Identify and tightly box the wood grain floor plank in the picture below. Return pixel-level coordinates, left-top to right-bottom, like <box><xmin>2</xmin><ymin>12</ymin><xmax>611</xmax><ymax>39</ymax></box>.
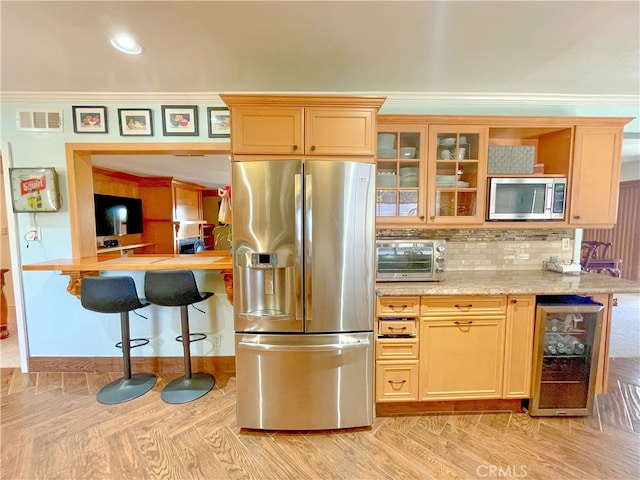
<box><xmin>304</xmin><ymin>430</ymin><xmax>389</xmax><ymax>479</ymax></box>
<box><xmin>105</xmin><ymin>428</ymin><xmax>151</xmax><ymax>480</ymax></box>
<box><xmin>373</xmin><ymin>423</ymin><xmax>469</xmax><ymax>480</ymax></box>
<box><xmin>134</xmin><ymin>424</ymin><xmax>192</xmax><ymax>480</ymax></box>
<box><xmin>507</xmin><ymin>411</ymin><xmax>540</xmax><ymax>434</ymax></box>
<box><xmin>415</xmin><ymin>413</ymin><xmax>450</xmax><ymax>435</ymax></box>
<box><xmin>597</xmin><ymin>380</ymin><xmax>634</xmax><ymax>432</ymax></box>
<box><xmin>236</xmin><ymin>431</ymin><xmax>313</xmax><ymax>479</ymax></box>
<box><xmin>62</xmin><ymin>372</ymin><xmax>89</xmax><ymax>395</ymax></box>
<box><xmin>618</xmin><ymin>379</ymin><xmax>640</xmax><ymax>433</ymax></box>
<box><xmin>0</xmin><ymin>432</ymin><xmax>33</xmax><ymax>480</ymax></box>
<box><xmin>7</xmin><ymin>371</ymin><xmax>37</xmax><ymax>395</ymax></box>
<box><xmin>478</xmin><ymin>412</ymin><xmax>511</xmax><ymax>433</ymax></box>
<box><xmin>67</xmin><ymin>424</ymin><xmax>111</xmax><ymax>479</ymax></box>
<box><xmin>27</xmin><ymin>429</ymin><xmax>70</xmax><ymax>480</ymax></box>
<box><xmin>0</xmin><ymin>368</ymin><xmax>14</xmax><ymax>397</ymax></box>
<box><xmin>201</xmin><ymin>426</ymin><xmax>265</xmax><ymax>480</ymax></box>
<box><xmin>446</xmin><ymin>412</ymin><xmax>482</xmax><ymax>433</ymax></box>
<box><xmin>405</xmin><ymin>420</ymin><xmax>493</xmax><ymax>478</ymax></box>
<box><xmin>36</xmin><ymin>372</ymin><xmax>62</xmax><ymax>393</ymax></box>
<box><xmin>270</xmin><ymin>432</ymin><xmax>349</xmax><ymax>480</ymax></box>
<box><xmin>171</xmin><ymin>426</ymin><xmax>231</xmax><ymax>479</ymax></box>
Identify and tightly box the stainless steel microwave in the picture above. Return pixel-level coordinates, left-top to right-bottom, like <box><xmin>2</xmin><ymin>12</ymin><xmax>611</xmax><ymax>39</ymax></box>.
<box><xmin>488</xmin><ymin>177</ymin><xmax>567</xmax><ymax>221</ymax></box>
<box><xmin>376</xmin><ymin>239</ymin><xmax>446</xmax><ymax>282</ymax></box>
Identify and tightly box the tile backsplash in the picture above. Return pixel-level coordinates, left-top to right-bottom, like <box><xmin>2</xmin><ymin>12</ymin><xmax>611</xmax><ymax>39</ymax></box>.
<box><xmin>377</xmin><ymin>228</ymin><xmax>575</xmax><ymax>271</ymax></box>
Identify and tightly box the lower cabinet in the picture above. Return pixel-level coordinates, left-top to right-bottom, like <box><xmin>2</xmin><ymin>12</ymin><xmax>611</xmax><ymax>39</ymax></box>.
<box><xmin>420</xmin><ymin>317</ymin><xmax>505</xmax><ymax>400</ymax></box>
<box><xmin>375</xmin><ymin>294</ymin><xmax>537</xmax><ymax>403</ymax></box>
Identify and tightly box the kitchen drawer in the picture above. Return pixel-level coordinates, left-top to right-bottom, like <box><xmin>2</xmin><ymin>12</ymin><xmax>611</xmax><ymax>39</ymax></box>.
<box><xmin>377</xmin><ymin>296</ymin><xmax>420</xmax><ymax>317</ymax></box>
<box><xmin>421</xmin><ymin>295</ymin><xmax>506</xmax><ymax>317</ymax></box>
<box><xmin>378</xmin><ymin>319</ymin><xmax>417</xmax><ymax>337</ymax></box>
<box><xmin>375</xmin><ymin>360</ymin><xmax>419</xmax><ymax>402</ymax></box>
<box><xmin>375</xmin><ymin>337</ymin><xmax>419</xmax><ymax>359</ymax></box>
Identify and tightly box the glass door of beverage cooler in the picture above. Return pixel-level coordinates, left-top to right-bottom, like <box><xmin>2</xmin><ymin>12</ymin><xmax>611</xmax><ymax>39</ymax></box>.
<box><xmin>527</xmin><ymin>296</ymin><xmax>604</xmax><ymax>416</ymax></box>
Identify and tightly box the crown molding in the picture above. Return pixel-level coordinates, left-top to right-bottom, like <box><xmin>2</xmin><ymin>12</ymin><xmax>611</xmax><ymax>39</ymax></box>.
<box><xmin>1</xmin><ymin>91</ymin><xmax>638</xmax><ymax>107</ymax></box>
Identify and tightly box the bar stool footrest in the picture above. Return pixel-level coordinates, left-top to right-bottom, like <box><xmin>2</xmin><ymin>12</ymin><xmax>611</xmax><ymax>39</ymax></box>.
<box><xmin>97</xmin><ymin>373</ymin><xmax>156</xmax><ymax>404</ymax></box>
<box><xmin>161</xmin><ymin>372</ymin><xmax>215</xmax><ymax>404</ymax></box>
<box><xmin>175</xmin><ymin>332</ymin><xmax>207</xmax><ymax>344</ymax></box>
<box><xmin>116</xmin><ymin>337</ymin><xmax>150</xmax><ymax>349</ymax></box>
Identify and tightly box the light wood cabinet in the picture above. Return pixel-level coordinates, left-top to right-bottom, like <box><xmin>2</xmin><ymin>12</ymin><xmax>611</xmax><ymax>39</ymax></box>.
<box><xmin>427</xmin><ymin>125</ymin><xmax>488</xmax><ymax>225</ymax></box>
<box><xmin>503</xmin><ymin>295</ymin><xmax>536</xmax><ymax>398</ymax></box>
<box><xmin>570</xmin><ymin>126</ymin><xmax>624</xmax><ymax>227</ymax></box>
<box><xmin>375</xmin><ymin>124</ymin><xmax>427</xmax><ymax>225</ymax></box>
<box><xmin>420</xmin><ymin>314</ymin><xmax>505</xmax><ymax>400</ymax></box>
<box><xmin>377</xmin><ymin>296</ymin><xmax>420</xmax><ymax>317</ymax></box>
<box><xmin>375</xmin><ymin>360</ymin><xmax>419</xmax><ymax>402</ymax></box>
<box><xmin>590</xmin><ymin>293</ymin><xmax>613</xmax><ymax>394</ymax></box>
<box><xmin>221</xmin><ymin>94</ymin><xmax>385</xmax><ymax>157</ymax></box>
<box><xmin>374</xmin><ymin>115</ymin><xmax>631</xmax><ymax>229</ymax></box>
<box><xmin>138</xmin><ymin>178</ymin><xmax>204</xmax><ymax>254</ymax></box>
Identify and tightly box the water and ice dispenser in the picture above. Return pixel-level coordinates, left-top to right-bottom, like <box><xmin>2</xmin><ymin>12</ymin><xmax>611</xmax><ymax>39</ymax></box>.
<box><xmin>234</xmin><ymin>251</ymin><xmax>299</xmax><ymax>331</ymax></box>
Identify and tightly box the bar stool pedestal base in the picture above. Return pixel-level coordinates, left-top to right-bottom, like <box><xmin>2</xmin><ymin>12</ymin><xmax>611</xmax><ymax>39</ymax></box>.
<box><xmin>161</xmin><ymin>372</ymin><xmax>215</xmax><ymax>404</ymax></box>
<box><xmin>97</xmin><ymin>373</ymin><xmax>156</xmax><ymax>404</ymax></box>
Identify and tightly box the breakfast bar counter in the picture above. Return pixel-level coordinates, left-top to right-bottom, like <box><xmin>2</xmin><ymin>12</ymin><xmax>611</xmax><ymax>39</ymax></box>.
<box><xmin>376</xmin><ymin>270</ymin><xmax>640</xmax><ymax>296</ymax></box>
<box><xmin>22</xmin><ymin>252</ymin><xmax>234</xmax><ymax>300</ymax></box>
<box><xmin>22</xmin><ymin>252</ymin><xmax>233</xmax><ymax>272</ymax></box>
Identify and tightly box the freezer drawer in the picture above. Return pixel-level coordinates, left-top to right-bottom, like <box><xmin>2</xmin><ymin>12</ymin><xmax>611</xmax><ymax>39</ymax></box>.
<box><xmin>235</xmin><ymin>332</ymin><xmax>374</xmax><ymax>430</ymax></box>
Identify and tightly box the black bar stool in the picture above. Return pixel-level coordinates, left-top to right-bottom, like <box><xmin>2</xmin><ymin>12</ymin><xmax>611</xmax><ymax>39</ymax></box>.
<box><xmin>144</xmin><ymin>270</ymin><xmax>216</xmax><ymax>403</ymax></box>
<box><xmin>80</xmin><ymin>276</ymin><xmax>156</xmax><ymax>404</ymax></box>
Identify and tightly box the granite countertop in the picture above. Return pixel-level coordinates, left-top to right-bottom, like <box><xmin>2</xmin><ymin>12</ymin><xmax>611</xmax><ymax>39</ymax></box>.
<box><xmin>375</xmin><ymin>270</ymin><xmax>640</xmax><ymax>296</ymax></box>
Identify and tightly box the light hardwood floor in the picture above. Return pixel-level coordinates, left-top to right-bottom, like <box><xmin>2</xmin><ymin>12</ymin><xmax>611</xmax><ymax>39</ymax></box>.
<box><xmin>1</xmin><ymin>358</ymin><xmax>639</xmax><ymax>480</ymax></box>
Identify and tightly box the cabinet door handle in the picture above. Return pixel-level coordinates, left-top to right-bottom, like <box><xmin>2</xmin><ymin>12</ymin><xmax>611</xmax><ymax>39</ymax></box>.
<box><xmin>430</xmin><ymin>215</ymin><xmax>435</xmax><ymax>221</ymax></box>
<box><xmin>511</xmin><ymin>299</ymin><xmax>518</xmax><ymax>304</ymax></box>
<box><xmin>388</xmin><ymin>380</ymin><xmax>407</xmax><ymax>385</ymax></box>
<box><xmin>454</xmin><ymin>320</ymin><xmax>473</xmax><ymax>325</ymax></box>
<box><xmin>454</xmin><ymin>304</ymin><xmax>473</xmax><ymax>310</ymax></box>
<box><xmin>388</xmin><ymin>326</ymin><xmax>407</xmax><ymax>332</ymax></box>
<box><xmin>573</xmin><ymin>215</ymin><xmax>581</xmax><ymax>219</ymax></box>
<box><xmin>310</xmin><ymin>145</ymin><xmax>316</xmax><ymax>151</ymax></box>
<box><xmin>419</xmin><ymin>215</ymin><xmax>425</xmax><ymax>220</ymax></box>
<box><xmin>389</xmin><ymin>304</ymin><xmax>408</xmax><ymax>311</ymax></box>
<box><xmin>292</xmin><ymin>145</ymin><xmax>299</xmax><ymax>151</ymax></box>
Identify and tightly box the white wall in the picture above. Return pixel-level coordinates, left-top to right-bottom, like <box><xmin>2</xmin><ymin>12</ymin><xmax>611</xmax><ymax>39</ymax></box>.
<box><xmin>1</xmin><ymin>98</ymin><xmax>638</xmax><ymax>361</ymax></box>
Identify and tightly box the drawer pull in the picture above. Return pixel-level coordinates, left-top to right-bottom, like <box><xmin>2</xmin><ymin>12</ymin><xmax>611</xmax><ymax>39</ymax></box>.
<box><xmin>454</xmin><ymin>321</ymin><xmax>473</xmax><ymax>326</ymax></box>
<box><xmin>388</xmin><ymin>326</ymin><xmax>407</xmax><ymax>332</ymax></box>
<box><xmin>454</xmin><ymin>304</ymin><xmax>473</xmax><ymax>310</ymax></box>
<box><xmin>388</xmin><ymin>380</ymin><xmax>407</xmax><ymax>385</ymax></box>
<box><xmin>389</xmin><ymin>304</ymin><xmax>408</xmax><ymax>311</ymax></box>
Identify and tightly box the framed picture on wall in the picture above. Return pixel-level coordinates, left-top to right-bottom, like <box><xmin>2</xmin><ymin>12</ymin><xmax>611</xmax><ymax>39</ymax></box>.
<box><xmin>118</xmin><ymin>108</ymin><xmax>153</xmax><ymax>136</ymax></box>
<box><xmin>207</xmin><ymin>107</ymin><xmax>230</xmax><ymax>138</ymax></box>
<box><xmin>161</xmin><ymin>105</ymin><xmax>199</xmax><ymax>136</ymax></box>
<box><xmin>72</xmin><ymin>106</ymin><xmax>108</xmax><ymax>133</ymax></box>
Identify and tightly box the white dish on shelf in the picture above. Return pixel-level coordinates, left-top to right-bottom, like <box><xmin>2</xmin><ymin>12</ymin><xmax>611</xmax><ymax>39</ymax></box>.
<box><xmin>377</xmin><ymin>133</ymin><xmax>395</xmax><ymax>146</ymax></box>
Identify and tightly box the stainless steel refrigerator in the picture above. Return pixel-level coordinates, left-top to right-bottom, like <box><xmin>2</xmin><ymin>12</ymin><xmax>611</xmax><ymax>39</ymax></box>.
<box><xmin>232</xmin><ymin>159</ymin><xmax>375</xmax><ymax>430</ymax></box>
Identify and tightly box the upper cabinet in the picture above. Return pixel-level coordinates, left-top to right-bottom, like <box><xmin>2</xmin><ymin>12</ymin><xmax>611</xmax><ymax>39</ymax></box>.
<box><xmin>221</xmin><ymin>94</ymin><xmax>385</xmax><ymax>157</ymax></box>
<box><xmin>375</xmin><ymin>115</ymin><xmax>632</xmax><ymax>229</ymax></box>
<box><xmin>375</xmin><ymin>125</ymin><xmax>427</xmax><ymax>224</ymax></box>
<box><xmin>570</xmin><ymin>126</ymin><xmax>624</xmax><ymax>227</ymax></box>
<box><xmin>428</xmin><ymin>126</ymin><xmax>487</xmax><ymax>225</ymax></box>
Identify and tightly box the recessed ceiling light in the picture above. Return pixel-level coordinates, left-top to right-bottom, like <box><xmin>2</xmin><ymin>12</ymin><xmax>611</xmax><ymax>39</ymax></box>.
<box><xmin>110</xmin><ymin>34</ymin><xmax>142</xmax><ymax>55</ymax></box>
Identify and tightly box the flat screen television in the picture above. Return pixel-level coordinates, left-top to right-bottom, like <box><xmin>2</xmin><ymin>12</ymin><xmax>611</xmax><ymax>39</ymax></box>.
<box><xmin>94</xmin><ymin>193</ymin><xmax>143</xmax><ymax>236</ymax></box>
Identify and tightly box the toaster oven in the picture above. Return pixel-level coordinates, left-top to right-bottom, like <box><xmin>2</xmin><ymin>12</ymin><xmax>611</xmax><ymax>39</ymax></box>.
<box><xmin>376</xmin><ymin>239</ymin><xmax>446</xmax><ymax>282</ymax></box>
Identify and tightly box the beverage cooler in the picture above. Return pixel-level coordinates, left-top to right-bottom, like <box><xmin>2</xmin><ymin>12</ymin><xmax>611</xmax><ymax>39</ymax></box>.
<box><xmin>525</xmin><ymin>295</ymin><xmax>604</xmax><ymax>416</ymax></box>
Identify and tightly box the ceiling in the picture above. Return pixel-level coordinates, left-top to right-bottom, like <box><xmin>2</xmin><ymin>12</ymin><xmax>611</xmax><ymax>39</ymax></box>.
<box><xmin>2</xmin><ymin>1</ymin><xmax>639</xmax><ymax>186</ymax></box>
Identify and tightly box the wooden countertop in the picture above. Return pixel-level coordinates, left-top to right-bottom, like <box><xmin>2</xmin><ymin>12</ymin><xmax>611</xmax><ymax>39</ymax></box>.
<box><xmin>376</xmin><ymin>270</ymin><xmax>640</xmax><ymax>296</ymax></box>
<box><xmin>22</xmin><ymin>252</ymin><xmax>233</xmax><ymax>272</ymax></box>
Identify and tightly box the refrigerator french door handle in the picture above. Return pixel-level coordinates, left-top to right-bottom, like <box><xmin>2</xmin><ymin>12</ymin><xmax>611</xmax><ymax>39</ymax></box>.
<box><xmin>304</xmin><ymin>171</ymin><xmax>313</xmax><ymax>321</ymax></box>
<box><xmin>237</xmin><ymin>340</ymin><xmax>371</xmax><ymax>352</ymax></box>
<box><xmin>294</xmin><ymin>172</ymin><xmax>303</xmax><ymax>322</ymax></box>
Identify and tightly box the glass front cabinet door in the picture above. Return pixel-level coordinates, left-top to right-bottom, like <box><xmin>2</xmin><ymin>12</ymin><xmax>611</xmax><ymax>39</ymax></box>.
<box><xmin>375</xmin><ymin>125</ymin><xmax>427</xmax><ymax>226</ymax></box>
<box><xmin>427</xmin><ymin>126</ymin><xmax>488</xmax><ymax>225</ymax></box>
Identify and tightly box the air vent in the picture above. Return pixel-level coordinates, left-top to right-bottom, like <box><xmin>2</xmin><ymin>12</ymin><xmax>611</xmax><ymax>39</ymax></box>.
<box><xmin>16</xmin><ymin>110</ymin><xmax>63</xmax><ymax>132</ymax></box>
